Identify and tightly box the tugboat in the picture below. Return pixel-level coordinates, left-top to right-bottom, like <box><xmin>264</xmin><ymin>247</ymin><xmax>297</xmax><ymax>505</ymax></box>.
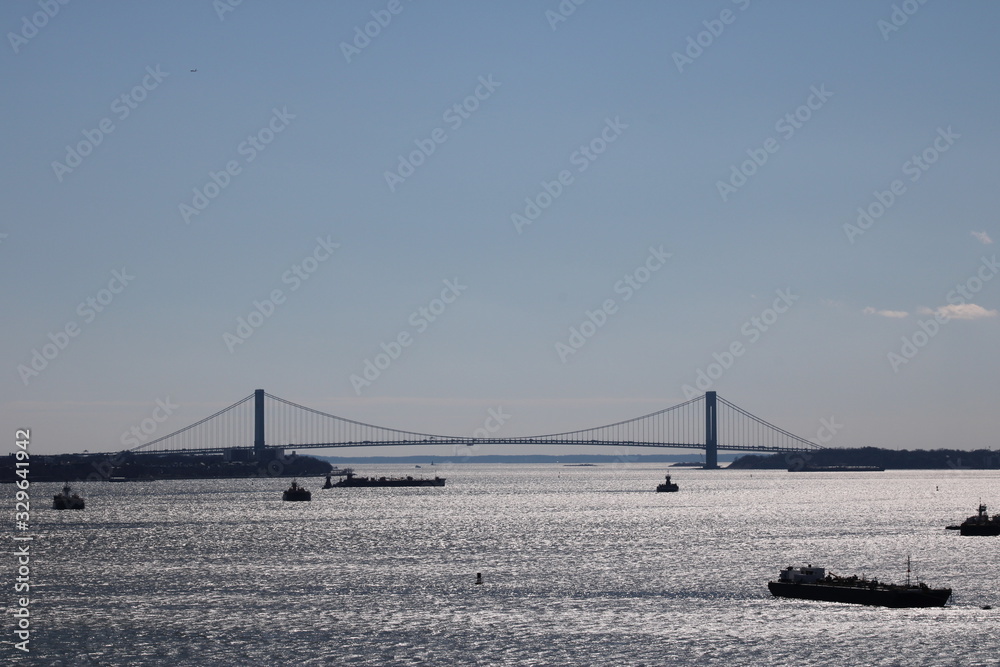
<box><xmin>53</xmin><ymin>482</ymin><xmax>85</xmax><ymax>510</ymax></box>
<box><xmin>282</xmin><ymin>480</ymin><xmax>312</xmax><ymax>501</ymax></box>
<box><xmin>331</xmin><ymin>471</ymin><xmax>446</xmax><ymax>487</ymax></box>
<box><xmin>655</xmin><ymin>475</ymin><xmax>679</xmax><ymax>492</ymax></box>
<box><xmin>946</xmin><ymin>504</ymin><xmax>1000</xmax><ymax>536</ymax></box>
<box><xmin>767</xmin><ymin>560</ymin><xmax>951</xmax><ymax>608</ymax></box>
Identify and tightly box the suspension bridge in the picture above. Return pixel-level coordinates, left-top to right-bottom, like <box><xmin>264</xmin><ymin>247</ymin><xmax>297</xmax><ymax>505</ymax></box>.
<box><xmin>127</xmin><ymin>390</ymin><xmax>822</xmax><ymax>469</ymax></box>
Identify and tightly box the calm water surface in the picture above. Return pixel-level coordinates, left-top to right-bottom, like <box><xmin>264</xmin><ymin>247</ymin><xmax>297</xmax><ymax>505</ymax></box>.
<box><xmin>6</xmin><ymin>465</ymin><xmax>1000</xmax><ymax>666</ymax></box>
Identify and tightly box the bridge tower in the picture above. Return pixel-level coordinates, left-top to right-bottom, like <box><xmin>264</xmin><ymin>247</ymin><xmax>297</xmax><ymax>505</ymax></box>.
<box><xmin>704</xmin><ymin>390</ymin><xmax>719</xmax><ymax>469</ymax></box>
<box><xmin>254</xmin><ymin>389</ymin><xmax>265</xmax><ymax>460</ymax></box>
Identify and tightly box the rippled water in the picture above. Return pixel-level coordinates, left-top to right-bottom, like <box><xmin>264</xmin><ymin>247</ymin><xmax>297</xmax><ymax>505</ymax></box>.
<box><xmin>6</xmin><ymin>465</ymin><xmax>1000</xmax><ymax>666</ymax></box>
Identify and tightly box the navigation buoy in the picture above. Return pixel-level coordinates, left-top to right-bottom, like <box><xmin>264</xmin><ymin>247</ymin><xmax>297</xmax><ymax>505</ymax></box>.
<box><xmin>475</xmin><ymin>573</ymin><xmax>483</xmax><ymax>585</ymax></box>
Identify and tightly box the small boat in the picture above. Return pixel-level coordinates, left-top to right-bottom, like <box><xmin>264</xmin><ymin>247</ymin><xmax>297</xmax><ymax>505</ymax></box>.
<box><xmin>282</xmin><ymin>480</ymin><xmax>311</xmax><ymax>501</ymax></box>
<box><xmin>322</xmin><ymin>474</ymin><xmax>334</xmax><ymax>489</ymax></box>
<box><xmin>768</xmin><ymin>560</ymin><xmax>951</xmax><ymax>608</ymax></box>
<box><xmin>947</xmin><ymin>504</ymin><xmax>1000</xmax><ymax>536</ymax></box>
<box><xmin>656</xmin><ymin>475</ymin><xmax>679</xmax><ymax>492</ymax></box>
<box><xmin>53</xmin><ymin>482</ymin><xmax>85</xmax><ymax>510</ymax></box>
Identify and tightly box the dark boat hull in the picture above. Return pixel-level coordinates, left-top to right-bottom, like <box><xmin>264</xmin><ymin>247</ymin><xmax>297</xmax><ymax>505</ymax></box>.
<box><xmin>655</xmin><ymin>485</ymin><xmax>678</xmax><ymax>492</ymax></box>
<box><xmin>282</xmin><ymin>491</ymin><xmax>311</xmax><ymax>501</ymax></box>
<box><xmin>333</xmin><ymin>477</ymin><xmax>445</xmax><ymax>487</ymax></box>
<box><xmin>788</xmin><ymin>466</ymin><xmax>885</xmax><ymax>472</ymax></box>
<box><xmin>52</xmin><ymin>496</ymin><xmax>85</xmax><ymax>510</ymax></box>
<box><xmin>768</xmin><ymin>582</ymin><xmax>950</xmax><ymax>607</ymax></box>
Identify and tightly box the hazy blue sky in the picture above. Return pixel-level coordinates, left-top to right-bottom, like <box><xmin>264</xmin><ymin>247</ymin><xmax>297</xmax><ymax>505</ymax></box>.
<box><xmin>3</xmin><ymin>0</ymin><xmax>998</xmax><ymax>457</ymax></box>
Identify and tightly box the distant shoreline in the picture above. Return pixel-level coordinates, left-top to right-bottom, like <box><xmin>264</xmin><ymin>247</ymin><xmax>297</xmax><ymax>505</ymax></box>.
<box><xmin>729</xmin><ymin>447</ymin><xmax>1000</xmax><ymax>470</ymax></box>
<box><xmin>6</xmin><ymin>448</ymin><xmax>998</xmax><ymax>484</ymax></box>
<box><xmin>0</xmin><ymin>452</ymin><xmax>725</xmax><ymax>483</ymax></box>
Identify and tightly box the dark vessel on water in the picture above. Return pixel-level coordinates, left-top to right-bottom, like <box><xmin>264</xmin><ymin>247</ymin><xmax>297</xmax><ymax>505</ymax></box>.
<box><xmin>768</xmin><ymin>562</ymin><xmax>951</xmax><ymax>608</ymax></box>
<box><xmin>946</xmin><ymin>504</ymin><xmax>1000</xmax><ymax>536</ymax></box>
<box><xmin>52</xmin><ymin>482</ymin><xmax>85</xmax><ymax>510</ymax></box>
<box><xmin>321</xmin><ymin>467</ymin><xmax>356</xmax><ymax>489</ymax></box>
<box><xmin>655</xmin><ymin>475</ymin><xmax>679</xmax><ymax>492</ymax></box>
<box><xmin>331</xmin><ymin>471</ymin><xmax>445</xmax><ymax>487</ymax></box>
<box><xmin>282</xmin><ymin>480</ymin><xmax>312</xmax><ymax>501</ymax></box>
<box><xmin>789</xmin><ymin>465</ymin><xmax>885</xmax><ymax>472</ymax></box>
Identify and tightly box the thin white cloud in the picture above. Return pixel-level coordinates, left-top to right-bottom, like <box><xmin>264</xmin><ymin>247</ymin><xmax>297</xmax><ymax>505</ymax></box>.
<box><xmin>863</xmin><ymin>307</ymin><xmax>908</xmax><ymax>318</ymax></box>
<box><xmin>971</xmin><ymin>230</ymin><xmax>993</xmax><ymax>245</ymax></box>
<box><xmin>919</xmin><ymin>303</ymin><xmax>999</xmax><ymax>320</ymax></box>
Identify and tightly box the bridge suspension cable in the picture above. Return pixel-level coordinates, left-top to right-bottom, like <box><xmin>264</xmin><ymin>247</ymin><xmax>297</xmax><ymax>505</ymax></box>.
<box><xmin>506</xmin><ymin>395</ymin><xmax>706</xmax><ymax>446</ymax></box>
<box><xmin>716</xmin><ymin>396</ymin><xmax>822</xmax><ymax>451</ymax></box>
<box><xmin>130</xmin><ymin>392</ymin><xmax>255</xmax><ymax>453</ymax></box>
<box><xmin>263</xmin><ymin>392</ymin><xmax>460</xmax><ymax>447</ymax></box>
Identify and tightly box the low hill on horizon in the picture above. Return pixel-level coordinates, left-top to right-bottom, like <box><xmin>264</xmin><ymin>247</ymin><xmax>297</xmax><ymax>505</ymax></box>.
<box><xmin>730</xmin><ymin>447</ymin><xmax>1000</xmax><ymax>470</ymax></box>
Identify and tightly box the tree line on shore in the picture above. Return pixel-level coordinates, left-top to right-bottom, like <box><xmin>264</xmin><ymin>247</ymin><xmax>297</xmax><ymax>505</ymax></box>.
<box><xmin>729</xmin><ymin>447</ymin><xmax>1000</xmax><ymax>470</ymax></box>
